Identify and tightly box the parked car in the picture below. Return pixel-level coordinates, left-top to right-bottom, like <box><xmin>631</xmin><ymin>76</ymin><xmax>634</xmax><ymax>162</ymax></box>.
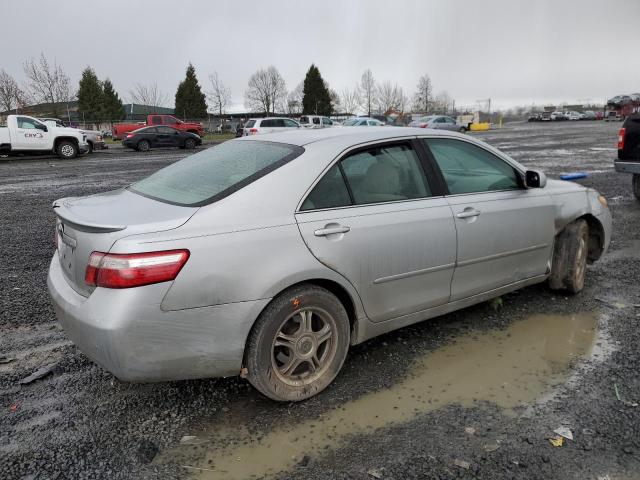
<box><xmin>615</xmin><ymin>113</ymin><xmax>640</xmax><ymax>199</ymax></box>
<box><xmin>235</xmin><ymin>123</ymin><xmax>245</xmax><ymax>138</ymax></box>
<box><xmin>550</xmin><ymin>111</ymin><xmax>567</xmax><ymax>121</ymax></box>
<box><xmin>242</xmin><ymin>117</ymin><xmax>301</xmax><ymax>136</ymax></box>
<box><xmin>40</xmin><ymin>118</ymin><xmax>107</xmax><ymax>153</ymax></box>
<box><xmin>299</xmin><ymin>115</ymin><xmax>335</xmax><ymax>128</ymax></box>
<box><xmin>605</xmin><ymin>111</ymin><xmax>622</xmax><ymax>122</ymax></box>
<box><xmin>342</xmin><ymin>117</ymin><xmax>384</xmax><ymax>127</ymax></box>
<box><xmin>48</xmin><ymin>127</ymin><xmax>611</xmax><ymax>402</ymax></box>
<box><xmin>565</xmin><ymin>111</ymin><xmax>582</xmax><ymax>121</ymax></box>
<box><xmin>540</xmin><ymin>111</ymin><xmax>553</xmax><ymax>121</ymax></box>
<box><xmin>528</xmin><ymin>113</ymin><xmax>542</xmax><ymax>122</ymax></box>
<box><xmin>122</xmin><ymin>126</ymin><xmax>201</xmax><ymax>151</ymax></box>
<box><xmin>583</xmin><ymin>111</ymin><xmax>597</xmax><ymax>120</ymax></box>
<box><xmin>112</xmin><ymin>115</ymin><xmax>204</xmax><ymax>140</ymax></box>
<box><xmin>409</xmin><ymin>115</ymin><xmax>467</xmax><ymax>132</ymax></box>
<box><xmin>0</xmin><ymin>114</ymin><xmax>89</xmax><ymax>159</ymax></box>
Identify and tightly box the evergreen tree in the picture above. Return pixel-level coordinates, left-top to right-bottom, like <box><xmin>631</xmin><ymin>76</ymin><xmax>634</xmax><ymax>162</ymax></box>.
<box><xmin>174</xmin><ymin>63</ymin><xmax>207</xmax><ymax>118</ymax></box>
<box><xmin>101</xmin><ymin>79</ymin><xmax>125</xmax><ymax>122</ymax></box>
<box><xmin>302</xmin><ymin>64</ymin><xmax>332</xmax><ymax>116</ymax></box>
<box><xmin>77</xmin><ymin>67</ymin><xmax>104</xmax><ymax>122</ymax></box>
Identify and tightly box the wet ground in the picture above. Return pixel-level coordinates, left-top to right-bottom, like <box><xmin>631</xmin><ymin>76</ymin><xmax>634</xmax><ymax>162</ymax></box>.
<box><xmin>1</xmin><ymin>120</ymin><xmax>639</xmax><ymax>480</ymax></box>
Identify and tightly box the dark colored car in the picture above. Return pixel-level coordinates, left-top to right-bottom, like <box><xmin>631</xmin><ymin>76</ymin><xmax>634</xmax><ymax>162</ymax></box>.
<box><xmin>614</xmin><ymin>113</ymin><xmax>640</xmax><ymax>199</ymax></box>
<box><xmin>122</xmin><ymin>126</ymin><xmax>202</xmax><ymax>152</ymax></box>
<box><xmin>235</xmin><ymin>123</ymin><xmax>245</xmax><ymax>138</ymax></box>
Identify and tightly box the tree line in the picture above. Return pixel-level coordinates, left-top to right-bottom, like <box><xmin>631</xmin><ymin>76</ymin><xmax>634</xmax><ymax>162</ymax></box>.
<box><xmin>0</xmin><ymin>53</ymin><xmax>455</xmax><ymax>123</ymax></box>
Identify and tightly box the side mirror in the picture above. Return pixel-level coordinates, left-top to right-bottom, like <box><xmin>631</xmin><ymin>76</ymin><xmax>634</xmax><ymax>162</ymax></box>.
<box><xmin>525</xmin><ymin>169</ymin><xmax>546</xmax><ymax>188</ymax></box>
<box><xmin>37</xmin><ymin>124</ymin><xmax>48</xmax><ymax>133</ymax></box>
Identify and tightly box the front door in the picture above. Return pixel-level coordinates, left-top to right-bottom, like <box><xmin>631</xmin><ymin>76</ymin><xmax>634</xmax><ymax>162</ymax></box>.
<box><xmin>13</xmin><ymin>116</ymin><xmax>50</xmax><ymax>150</ymax></box>
<box><xmin>296</xmin><ymin>141</ymin><xmax>457</xmax><ymax>323</ymax></box>
<box><xmin>423</xmin><ymin>137</ymin><xmax>555</xmax><ymax>301</ymax></box>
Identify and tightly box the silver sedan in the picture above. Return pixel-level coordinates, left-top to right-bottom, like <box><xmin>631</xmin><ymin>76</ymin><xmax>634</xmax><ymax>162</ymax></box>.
<box><xmin>48</xmin><ymin>127</ymin><xmax>611</xmax><ymax>401</ymax></box>
<box><xmin>409</xmin><ymin>115</ymin><xmax>467</xmax><ymax>132</ymax></box>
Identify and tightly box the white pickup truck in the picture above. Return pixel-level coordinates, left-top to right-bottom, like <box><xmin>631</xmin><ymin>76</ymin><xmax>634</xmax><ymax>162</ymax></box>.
<box><xmin>0</xmin><ymin>115</ymin><xmax>89</xmax><ymax>159</ymax></box>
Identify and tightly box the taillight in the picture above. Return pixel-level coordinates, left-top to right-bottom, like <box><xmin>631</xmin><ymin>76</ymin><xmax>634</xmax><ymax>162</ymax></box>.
<box><xmin>126</xmin><ymin>134</ymin><xmax>134</xmax><ymax>139</ymax></box>
<box><xmin>618</xmin><ymin>128</ymin><xmax>626</xmax><ymax>150</ymax></box>
<box><xmin>249</xmin><ymin>128</ymin><xmax>258</xmax><ymax>135</ymax></box>
<box><xmin>85</xmin><ymin>250</ymin><xmax>189</xmax><ymax>289</ymax></box>
<box><xmin>420</xmin><ymin>123</ymin><xmax>428</xmax><ymax>128</ymax></box>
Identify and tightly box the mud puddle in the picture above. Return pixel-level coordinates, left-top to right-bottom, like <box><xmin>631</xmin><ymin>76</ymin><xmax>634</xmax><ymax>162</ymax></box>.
<box><xmin>162</xmin><ymin>313</ymin><xmax>602</xmax><ymax>479</ymax></box>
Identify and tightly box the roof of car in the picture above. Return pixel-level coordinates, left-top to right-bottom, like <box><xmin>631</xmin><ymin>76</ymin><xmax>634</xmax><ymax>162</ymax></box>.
<box><xmin>239</xmin><ymin>126</ymin><xmax>464</xmax><ymax>147</ymax></box>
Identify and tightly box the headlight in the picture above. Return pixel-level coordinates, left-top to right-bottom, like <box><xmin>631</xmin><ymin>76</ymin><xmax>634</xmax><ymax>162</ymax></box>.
<box><xmin>598</xmin><ymin>195</ymin><xmax>608</xmax><ymax>208</ymax></box>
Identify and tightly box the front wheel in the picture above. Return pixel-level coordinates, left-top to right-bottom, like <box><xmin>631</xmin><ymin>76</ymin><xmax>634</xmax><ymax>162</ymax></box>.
<box><xmin>56</xmin><ymin>140</ymin><xmax>78</xmax><ymax>159</ymax></box>
<box><xmin>244</xmin><ymin>284</ymin><xmax>350</xmax><ymax>401</ymax></box>
<box><xmin>137</xmin><ymin>140</ymin><xmax>150</xmax><ymax>152</ymax></box>
<box><xmin>549</xmin><ymin>219</ymin><xmax>589</xmax><ymax>294</ymax></box>
<box><xmin>633</xmin><ymin>174</ymin><xmax>640</xmax><ymax>201</ymax></box>
<box><xmin>184</xmin><ymin>138</ymin><xmax>196</xmax><ymax>149</ymax></box>
<box><xmin>459</xmin><ymin>127</ymin><xmax>467</xmax><ymax>133</ymax></box>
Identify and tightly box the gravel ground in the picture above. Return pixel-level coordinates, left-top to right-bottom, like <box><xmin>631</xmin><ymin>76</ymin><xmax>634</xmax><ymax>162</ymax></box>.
<box><xmin>1</xmin><ymin>121</ymin><xmax>638</xmax><ymax>480</ymax></box>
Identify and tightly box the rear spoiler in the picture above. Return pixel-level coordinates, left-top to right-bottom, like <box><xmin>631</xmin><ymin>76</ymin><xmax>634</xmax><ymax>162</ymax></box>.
<box><xmin>53</xmin><ymin>199</ymin><xmax>126</xmax><ymax>233</ymax></box>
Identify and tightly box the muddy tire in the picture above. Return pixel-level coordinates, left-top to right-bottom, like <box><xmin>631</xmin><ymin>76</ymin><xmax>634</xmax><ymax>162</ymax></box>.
<box><xmin>56</xmin><ymin>140</ymin><xmax>78</xmax><ymax>159</ymax></box>
<box><xmin>137</xmin><ymin>140</ymin><xmax>150</xmax><ymax>152</ymax></box>
<box><xmin>633</xmin><ymin>174</ymin><xmax>640</xmax><ymax>201</ymax></box>
<box><xmin>244</xmin><ymin>284</ymin><xmax>350</xmax><ymax>402</ymax></box>
<box><xmin>549</xmin><ymin>219</ymin><xmax>589</xmax><ymax>294</ymax></box>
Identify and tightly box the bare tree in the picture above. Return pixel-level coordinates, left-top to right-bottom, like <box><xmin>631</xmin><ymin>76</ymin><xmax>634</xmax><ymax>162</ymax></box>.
<box><xmin>0</xmin><ymin>70</ymin><xmax>26</xmax><ymax>112</ymax></box>
<box><xmin>433</xmin><ymin>90</ymin><xmax>453</xmax><ymax>114</ymax></box>
<box><xmin>340</xmin><ymin>86</ymin><xmax>361</xmax><ymax>115</ymax></box>
<box><xmin>413</xmin><ymin>74</ymin><xmax>433</xmax><ymax>113</ymax></box>
<box><xmin>244</xmin><ymin>66</ymin><xmax>287</xmax><ymax>115</ymax></box>
<box><xmin>376</xmin><ymin>81</ymin><xmax>407</xmax><ymax>114</ymax></box>
<box><xmin>286</xmin><ymin>81</ymin><xmax>304</xmax><ymax>115</ymax></box>
<box><xmin>23</xmin><ymin>53</ymin><xmax>72</xmax><ymax>107</ymax></box>
<box><xmin>129</xmin><ymin>82</ymin><xmax>169</xmax><ymax>107</ymax></box>
<box><xmin>359</xmin><ymin>69</ymin><xmax>376</xmax><ymax>117</ymax></box>
<box><xmin>207</xmin><ymin>71</ymin><xmax>232</xmax><ymax>116</ymax></box>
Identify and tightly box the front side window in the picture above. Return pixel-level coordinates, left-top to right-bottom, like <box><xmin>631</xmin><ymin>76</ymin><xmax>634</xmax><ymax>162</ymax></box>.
<box><xmin>283</xmin><ymin>119</ymin><xmax>299</xmax><ymax>128</ymax></box>
<box><xmin>17</xmin><ymin>117</ymin><xmax>41</xmax><ymax>129</ymax></box>
<box><xmin>300</xmin><ymin>116</ymin><xmax>309</xmax><ymax>124</ymax></box>
<box><xmin>424</xmin><ymin>138</ymin><xmax>520</xmax><ymax>195</ymax></box>
<box><xmin>157</xmin><ymin>126</ymin><xmax>175</xmax><ymax>134</ymax></box>
<box><xmin>322</xmin><ymin>118</ymin><xmax>333</xmax><ymax>126</ymax></box>
<box><xmin>131</xmin><ymin>141</ymin><xmax>303</xmax><ymax>206</ymax></box>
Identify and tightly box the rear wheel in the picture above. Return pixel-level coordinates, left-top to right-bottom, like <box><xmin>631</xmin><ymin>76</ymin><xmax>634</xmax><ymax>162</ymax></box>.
<box><xmin>56</xmin><ymin>140</ymin><xmax>78</xmax><ymax>159</ymax></box>
<box><xmin>86</xmin><ymin>142</ymin><xmax>93</xmax><ymax>154</ymax></box>
<box><xmin>245</xmin><ymin>284</ymin><xmax>350</xmax><ymax>401</ymax></box>
<box><xmin>137</xmin><ymin>140</ymin><xmax>150</xmax><ymax>152</ymax></box>
<box><xmin>184</xmin><ymin>138</ymin><xmax>196</xmax><ymax>149</ymax></box>
<box><xmin>633</xmin><ymin>174</ymin><xmax>640</xmax><ymax>200</ymax></box>
<box><xmin>549</xmin><ymin>219</ymin><xmax>589</xmax><ymax>294</ymax></box>
<box><xmin>459</xmin><ymin>126</ymin><xmax>467</xmax><ymax>133</ymax></box>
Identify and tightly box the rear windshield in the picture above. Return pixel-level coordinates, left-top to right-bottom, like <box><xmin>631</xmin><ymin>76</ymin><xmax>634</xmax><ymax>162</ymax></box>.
<box><xmin>129</xmin><ymin>140</ymin><xmax>303</xmax><ymax>206</ymax></box>
<box><xmin>244</xmin><ymin>120</ymin><xmax>256</xmax><ymax>128</ymax></box>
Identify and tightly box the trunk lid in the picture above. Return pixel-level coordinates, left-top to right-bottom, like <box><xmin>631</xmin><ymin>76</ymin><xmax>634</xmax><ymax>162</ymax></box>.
<box><xmin>54</xmin><ymin>188</ymin><xmax>198</xmax><ymax>297</ymax></box>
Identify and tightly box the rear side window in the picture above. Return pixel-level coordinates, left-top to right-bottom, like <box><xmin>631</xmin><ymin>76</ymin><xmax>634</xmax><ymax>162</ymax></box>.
<box><xmin>150</xmin><ymin>116</ymin><xmax>162</xmax><ymax>125</ymax></box>
<box><xmin>301</xmin><ymin>143</ymin><xmax>431</xmax><ymax>210</ymax></box>
<box><xmin>300</xmin><ymin>116</ymin><xmax>309</xmax><ymax>124</ymax></box>
<box><xmin>261</xmin><ymin>119</ymin><xmax>276</xmax><ymax>127</ymax></box>
<box><xmin>130</xmin><ymin>141</ymin><xmax>303</xmax><ymax>206</ymax></box>
<box><xmin>312</xmin><ymin>117</ymin><xmax>320</xmax><ymax>125</ymax></box>
<box><xmin>301</xmin><ymin>164</ymin><xmax>351</xmax><ymax>211</ymax></box>
<box><xmin>424</xmin><ymin>138</ymin><xmax>520</xmax><ymax>194</ymax></box>
<box><xmin>342</xmin><ymin>144</ymin><xmax>430</xmax><ymax>204</ymax></box>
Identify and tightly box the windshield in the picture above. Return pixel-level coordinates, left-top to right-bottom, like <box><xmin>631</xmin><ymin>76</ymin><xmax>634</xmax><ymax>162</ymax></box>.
<box><xmin>129</xmin><ymin>140</ymin><xmax>303</xmax><ymax>206</ymax></box>
<box><xmin>420</xmin><ymin>116</ymin><xmax>435</xmax><ymax>122</ymax></box>
<box><xmin>343</xmin><ymin>119</ymin><xmax>360</xmax><ymax>126</ymax></box>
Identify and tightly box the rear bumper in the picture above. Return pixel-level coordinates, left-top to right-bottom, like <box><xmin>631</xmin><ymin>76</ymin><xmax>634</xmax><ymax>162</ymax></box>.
<box><xmin>47</xmin><ymin>253</ymin><xmax>269</xmax><ymax>381</ymax></box>
<box><xmin>614</xmin><ymin>161</ymin><xmax>640</xmax><ymax>174</ymax></box>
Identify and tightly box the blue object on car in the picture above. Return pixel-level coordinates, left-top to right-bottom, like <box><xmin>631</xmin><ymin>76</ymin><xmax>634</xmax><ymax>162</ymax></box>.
<box><xmin>560</xmin><ymin>172</ymin><xmax>588</xmax><ymax>181</ymax></box>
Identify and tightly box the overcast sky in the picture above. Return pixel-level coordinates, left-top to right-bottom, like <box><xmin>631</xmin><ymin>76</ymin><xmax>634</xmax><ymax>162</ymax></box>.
<box><xmin>3</xmin><ymin>0</ymin><xmax>639</xmax><ymax>111</ymax></box>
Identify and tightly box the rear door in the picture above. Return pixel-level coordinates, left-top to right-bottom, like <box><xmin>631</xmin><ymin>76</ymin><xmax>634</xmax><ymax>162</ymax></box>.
<box><xmin>422</xmin><ymin>137</ymin><xmax>555</xmax><ymax>301</ymax></box>
<box><xmin>296</xmin><ymin>140</ymin><xmax>457</xmax><ymax>323</ymax></box>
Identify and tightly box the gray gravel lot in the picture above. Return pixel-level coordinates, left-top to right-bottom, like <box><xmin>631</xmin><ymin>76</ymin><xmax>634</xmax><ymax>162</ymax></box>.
<box><xmin>1</xmin><ymin>121</ymin><xmax>639</xmax><ymax>480</ymax></box>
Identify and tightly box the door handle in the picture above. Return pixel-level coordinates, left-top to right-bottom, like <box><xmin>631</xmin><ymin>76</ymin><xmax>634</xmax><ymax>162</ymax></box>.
<box><xmin>314</xmin><ymin>226</ymin><xmax>351</xmax><ymax>236</ymax></box>
<box><xmin>456</xmin><ymin>209</ymin><xmax>481</xmax><ymax>219</ymax></box>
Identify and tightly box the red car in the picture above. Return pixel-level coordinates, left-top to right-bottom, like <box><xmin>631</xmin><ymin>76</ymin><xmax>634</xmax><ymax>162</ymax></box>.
<box><xmin>112</xmin><ymin>114</ymin><xmax>204</xmax><ymax>140</ymax></box>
